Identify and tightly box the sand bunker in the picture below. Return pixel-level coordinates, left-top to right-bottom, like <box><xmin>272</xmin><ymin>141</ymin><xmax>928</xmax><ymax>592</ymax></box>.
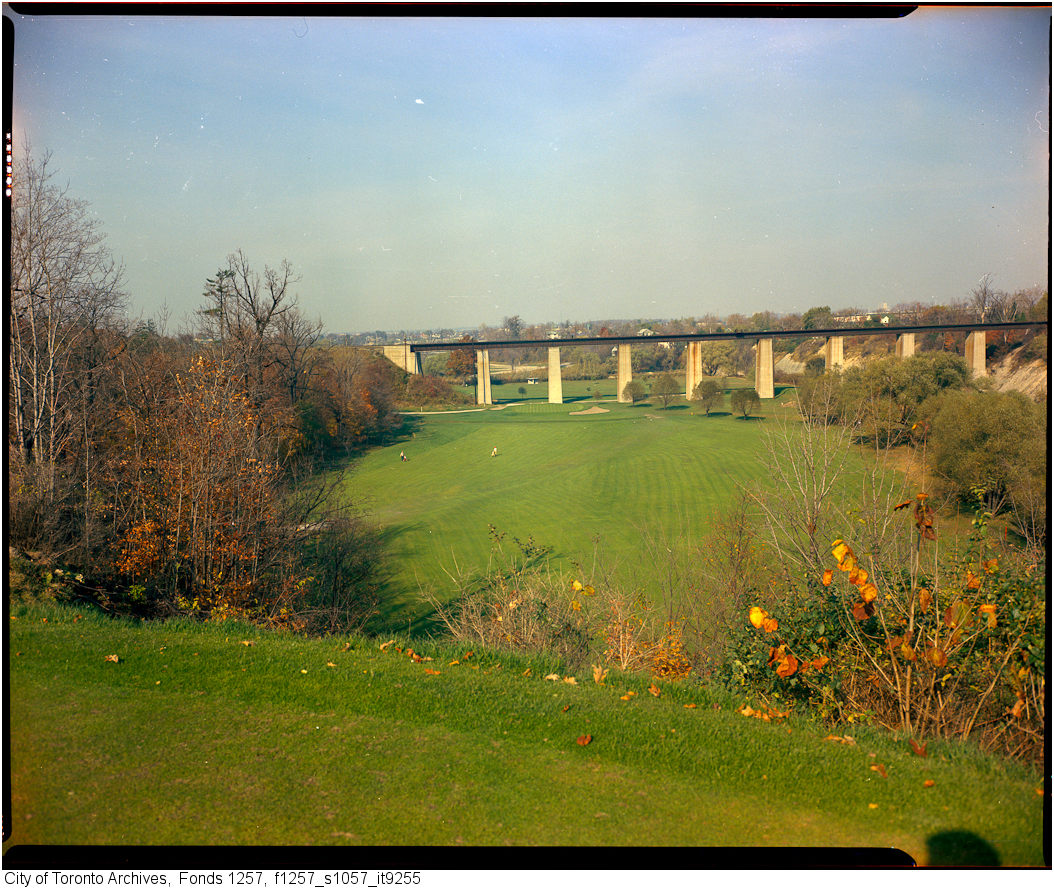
<box><xmin>569</xmin><ymin>405</ymin><xmax>610</xmax><ymax>415</ymax></box>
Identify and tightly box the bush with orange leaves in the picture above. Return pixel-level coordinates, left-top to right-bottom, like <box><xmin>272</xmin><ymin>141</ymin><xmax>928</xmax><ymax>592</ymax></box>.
<box><xmin>735</xmin><ymin>491</ymin><xmax>1045</xmax><ymax>764</ymax></box>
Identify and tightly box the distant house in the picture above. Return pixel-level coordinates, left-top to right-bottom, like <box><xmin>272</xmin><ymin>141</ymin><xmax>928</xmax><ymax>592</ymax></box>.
<box><xmin>637</xmin><ymin>327</ymin><xmax>656</xmax><ymax>337</ymax></box>
<box><xmin>527</xmin><ymin>377</ymin><xmax>539</xmax><ymax>385</ymax></box>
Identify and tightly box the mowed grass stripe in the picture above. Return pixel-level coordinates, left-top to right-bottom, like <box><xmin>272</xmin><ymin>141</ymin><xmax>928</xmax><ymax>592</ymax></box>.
<box><xmin>347</xmin><ymin>405</ymin><xmax>779</xmax><ymax>623</ymax></box>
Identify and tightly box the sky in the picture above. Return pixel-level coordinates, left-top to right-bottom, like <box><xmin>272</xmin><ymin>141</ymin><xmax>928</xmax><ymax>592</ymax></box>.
<box><xmin>7</xmin><ymin>8</ymin><xmax>1051</xmax><ymax>333</ymax></box>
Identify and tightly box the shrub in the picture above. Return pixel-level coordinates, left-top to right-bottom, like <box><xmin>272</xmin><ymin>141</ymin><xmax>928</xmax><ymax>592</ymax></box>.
<box><xmin>692</xmin><ymin>378</ymin><xmax>724</xmax><ymax>414</ymax></box>
<box><xmin>622</xmin><ymin>379</ymin><xmax>647</xmax><ymax>404</ymax></box>
<box><xmin>730</xmin><ymin>387</ymin><xmax>760</xmax><ymax>417</ymax></box>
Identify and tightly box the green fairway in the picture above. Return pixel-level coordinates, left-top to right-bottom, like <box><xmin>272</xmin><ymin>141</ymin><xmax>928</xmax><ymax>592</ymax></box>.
<box><xmin>5</xmin><ymin>601</ymin><xmax>1044</xmax><ymax>861</ymax></box>
<box><xmin>346</xmin><ymin>388</ymin><xmax>803</xmax><ymax>629</ymax></box>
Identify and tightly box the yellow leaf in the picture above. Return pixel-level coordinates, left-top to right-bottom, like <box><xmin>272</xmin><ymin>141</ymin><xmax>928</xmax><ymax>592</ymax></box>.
<box><xmin>300</xmin><ymin>669</ymin><xmax>308</xmax><ymax>674</ymax></box>
<box><xmin>592</xmin><ymin>664</ymin><xmax>608</xmax><ymax>684</ymax></box>
<box><xmin>979</xmin><ymin>603</ymin><xmax>997</xmax><ymax>628</ymax></box>
<box><xmin>104</xmin><ymin>654</ymin><xmax>120</xmax><ymax>663</ymax></box>
<box><xmin>822</xmin><ymin>569</ymin><xmax>833</xmax><ymax>586</ymax></box>
<box><xmin>563</xmin><ymin>676</ymin><xmax>578</xmax><ymax>685</ymax></box>
<box><xmin>831</xmin><ymin>540</ymin><xmax>851</xmax><ymax>564</ymax></box>
<box><xmin>379</xmin><ymin>639</ymin><xmax>396</xmax><ymax>651</ymax></box>
<box><xmin>860</xmin><ymin>583</ymin><xmax>879</xmax><ymax>603</ymax></box>
<box><xmin>544</xmin><ymin>673</ymin><xmax>561</xmax><ymax>681</ymax></box>
<box><xmin>583</xmin><ymin>585</ymin><xmax>596</xmax><ymax>597</ymax></box>
<box><xmin>749</xmin><ymin>606</ymin><xmax>767</xmax><ymax>629</ymax></box>
<box><xmin>571</xmin><ymin>579</ymin><xmax>583</xmax><ymax>592</ymax></box>
<box><xmin>449</xmin><ymin>660</ymin><xmax>460</xmax><ymax>666</ymax></box>
<box><xmin>620</xmin><ymin>692</ymin><xmax>636</xmax><ymax>701</ymax></box>
<box><xmin>424</xmin><ymin>668</ymin><xmax>441</xmax><ymax>676</ymax></box>
<box><xmin>571</xmin><ymin>600</ymin><xmax>581</xmax><ymax>611</ymax></box>
<box><xmin>326</xmin><ymin>662</ymin><xmax>336</xmax><ymax>668</ymax></box>
<box><xmin>239</xmin><ymin>640</ymin><xmax>254</xmax><ymax>647</ymax></box>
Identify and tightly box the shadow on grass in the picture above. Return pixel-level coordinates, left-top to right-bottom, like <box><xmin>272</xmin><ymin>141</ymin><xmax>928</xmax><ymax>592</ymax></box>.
<box><xmin>925</xmin><ymin>830</ymin><xmax>1001</xmax><ymax>866</ymax></box>
<box><xmin>700</xmin><ymin>411</ymin><xmax>733</xmax><ymax>418</ymax></box>
<box><xmin>734</xmin><ymin>415</ymin><xmax>767</xmax><ymax>422</ymax></box>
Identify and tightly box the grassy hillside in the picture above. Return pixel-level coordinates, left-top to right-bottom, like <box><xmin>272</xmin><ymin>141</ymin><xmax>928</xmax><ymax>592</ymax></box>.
<box><xmin>345</xmin><ymin>388</ymin><xmax>822</xmax><ymax>630</ymax></box>
<box><xmin>5</xmin><ymin>600</ymin><xmax>1044</xmax><ymax>862</ymax></box>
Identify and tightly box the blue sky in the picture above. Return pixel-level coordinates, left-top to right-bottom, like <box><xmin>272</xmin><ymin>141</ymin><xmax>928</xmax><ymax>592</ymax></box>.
<box><xmin>8</xmin><ymin>9</ymin><xmax>1050</xmax><ymax>332</ymax></box>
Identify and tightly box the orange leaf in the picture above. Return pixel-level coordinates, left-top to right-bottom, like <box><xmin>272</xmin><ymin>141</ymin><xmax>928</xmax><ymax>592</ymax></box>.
<box><xmin>925</xmin><ymin>646</ymin><xmax>948</xmax><ymax>668</ymax></box>
<box><xmin>831</xmin><ymin>540</ymin><xmax>851</xmax><ymax>563</ymax></box>
<box><xmin>562</xmin><ymin>705</ymin><xmax>572</xmax><ymax>713</ymax></box>
<box><xmin>684</xmin><ymin>703</ymin><xmax>697</xmax><ymax>709</ymax></box>
<box><xmin>918</xmin><ymin>588</ymin><xmax>932</xmax><ymax>614</ymax></box>
<box><xmin>893</xmin><ymin>500</ymin><xmax>913</xmax><ymax>511</ymax></box>
<box><xmin>620</xmin><ymin>692</ymin><xmax>636</xmax><ymax>701</ymax></box>
<box><xmin>848</xmin><ymin>565</ymin><xmax>869</xmax><ymax>587</ymax></box>
<box><xmin>775</xmin><ymin>654</ymin><xmax>798</xmax><ymax>678</ymax></box>
<box><xmin>837</xmin><ymin>552</ymin><xmax>858</xmax><ymax>573</ymax></box>
<box><xmin>908</xmin><ymin>738</ymin><xmax>928</xmax><ymax>757</ymax></box>
<box><xmin>923</xmin><ymin>779</ymin><xmax>935</xmax><ymax>788</ymax></box>
<box><xmin>648</xmin><ymin>683</ymin><xmax>661</xmax><ymax>697</ymax></box>
<box><xmin>576</xmin><ymin>734</ymin><xmax>592</xmax><ymax>746</ymax></box>
<box><xmin>859</xmin><ymin>583</ymin><xmax>879</xmax><ymax>603</ymax></box>
<box><xmin>762</xmin><ymin>617</ymin><xmax>779</xmax><ymax>633</ymax></box>
<box><xmin>965</xmin><ymin>570</ymin><xmax>981</xmax><ymax>590</ymax></box>
<box><xmin>869</xmin><ymin>763</ymin><xmax>889</xmax><ymax>778</ymax></box>
<box><xmin>104</xmin><ymin>654</ymin><xmax>120</xmax><ymax>663</ymax></box>
<box><xmin>979</xmin><ymin>603</ymin><xmax>997</xmax><ymax>628</ymax></box>
<box><xmin>822</xmin><ymin>569</ymin><xmax>833</xmax><ymax>586</ymax></box>
<box><xmin>423</xmin><ymin>668</ymin><xmax>441</xmax><ymax>675</ymax></box>
<box><xmin>852</xmin><ymin>600</ymin><xmax>874</xmax><ymax>621</ymax></box>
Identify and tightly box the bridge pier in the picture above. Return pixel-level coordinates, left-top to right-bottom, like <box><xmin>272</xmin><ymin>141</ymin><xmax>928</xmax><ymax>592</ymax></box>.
<box><xmin>895</xmin><ymin>332</ymin><xmax>916</xmax><ymax>359</ymax></box>
<box><xmin>476</xmin><ymin>349</ymin><xmax>492</xmax><ymax>404</ymax></box>
<box><xmin>547</xmin><ymin>346</ymin><xmax>563</xmax><ymax>404</ymax></box>
<box><xmin>755</xmin><ymin>338</ymin><xmax>774</xmax><ymax>399</ymax></box>
<box><xmin>684</xmin><ymin>341</ymin><xmax>703</xmax><ymax>401</ymax></box>
<box><xmin>617</xmin><ymin>344</ymin><xmax>633</xmax><ymax>403</ymax></box>
<box><xmin>965</xmin><ymin>331</ymin><xmax>987</xmax><ymax>377</ymax></box>
<box><xmin>382</xmin><ymin>343</ymin><xmax>421</xmax><ymax>374</ymax></box>
<box><xmin>824</xmin><ymin>335</ymin><xmax>844</xmax><ymax>371</ymax></box>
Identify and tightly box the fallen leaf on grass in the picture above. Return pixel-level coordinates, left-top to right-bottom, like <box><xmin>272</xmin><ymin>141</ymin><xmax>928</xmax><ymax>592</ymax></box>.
<box><xmin>648</xmin><ymin>683</ymin><xmax>661</xmax><ymax>697</ymax></box>
<box><xmin>908</xmin><ymin>738</ymin><xmax>928</xmax><ymax>757</ymax></box>
<box><xmin>521</xmin><ymin>668</ymin><xmax>531</xmax><ymax>676</ymax></box>
<box><xmin>592</xmin><ymin>664</ymin><xmax>608</xmax><ymax>684</ymax></box>
<box><xmin>239</xmin><ymin>640</ymin><xmax>254</xmax><ymax>647</ymax></box>
<box><xmin>449</xmin><ymin>660</ymin><xmax>460</xmax><ymax>666</ymax></box>
<box><xmin>684</xmin><ymin>703</ymin><xmax>697</xmax><ymax>709</ymax></box>
<box><xmin>300</xmin><ymin>669</ymin><xmax>308</xmax><ymax>674</ymax></box>
<box><xmin>544</xmin><ymin>673</ymin><xmax>561</xmax><ymax>682</ymax></box>
<box><xmin>423</xmin><ymin>668</ymin><xmax>441</xmax><ymax>676</ymax></box>
<box><xmin>326</xmin><ymin>662</ymin><xmax>336</xmax><ymax>668</ymax></box>
<box><xmin>620</xmin><ymin>692</ymin><xmax>636</xmax><ymax>701</ymax></box>
<box><xmin>870</xmin><ymin>763</ymin><xmax>889</xmax><ymax>778</ymax></box>
<box><xmin>379</xmin><ymin>640</ymin><xmax>396</xmax><ymax>652</ymax></box>
<box><xmin>824</xmin><ymin>734</ymin><xmax>856</xmax><ymax>745</ymax></box>
<box><xmin>868</xmin><ymin>803</ymin><xmax>879</xmax><ymax>810</ymax></box>
<box><xmin>562</xmin><ymin>705</ymin><xmax>572</xmax><ymax>713</ymax></box>
<box><xmin>576</xmin><ymin>735</ymin><xmax>592</xmax><ymax>746</ymax></box>
<box><xmin>923</xmin><ymin>780</ymin><xmax>935</xmax><ymax>788</ymax></box>
<box><xmin>104</xmin><ymin>654</ymin><xmax>120</xmax><ymax>663</ymax></box>
<box><xmin>563</xmin><ymin>676</ymin><xmax>577</xmax><ymax>685</ymax></box>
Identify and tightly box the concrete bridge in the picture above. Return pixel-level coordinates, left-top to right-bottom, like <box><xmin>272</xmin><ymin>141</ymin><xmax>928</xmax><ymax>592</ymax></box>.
<box><xmin>385</xmin><ymin>321</ymin><xmax>1046</xmax><ymax>406</ymax></box>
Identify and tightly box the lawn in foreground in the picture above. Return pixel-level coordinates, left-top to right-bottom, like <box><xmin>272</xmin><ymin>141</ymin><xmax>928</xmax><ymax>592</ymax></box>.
<box><xmin>5</xmin><ymin>602</ymin><xmax>1044</xmax><ymax>862</ymax></box>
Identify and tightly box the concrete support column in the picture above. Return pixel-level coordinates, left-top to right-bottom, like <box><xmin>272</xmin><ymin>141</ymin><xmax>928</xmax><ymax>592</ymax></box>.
<box><xmin>895</xmin><ymin>332</ymin><xmax>916</xmax><ymax>359</ymax></box>
<box><xmin>684</xmin><ymin>341</ymin><xmax>703</xmax><ymax>401</ymax></box>
<box><xmin>755</xmin><ymin>338</ymin><xmax>774</xmax><ymax>399</ymax></box>
<box><xmin>475</xmin><ymin>349</ymin><xmax>492</xmax><ymax>404</ymax></box>
<box><xmin>824</xmin><ymin>335</ymin><xmax>844</xmax><ymax>371</ymax></box>
<box><xmin>547</xmin><ymin>346</ymin><xmax>563</xmax><ymax>404</ymax></box>
<box><xmin>965</xmin><ymin>331</ymin><xmax>987</xmax><ymax>378</ymax></box>
<box><xmin>617</xmin><ymin>344</ymin><xmax>633</xmax><ymax>403</ymax></box>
